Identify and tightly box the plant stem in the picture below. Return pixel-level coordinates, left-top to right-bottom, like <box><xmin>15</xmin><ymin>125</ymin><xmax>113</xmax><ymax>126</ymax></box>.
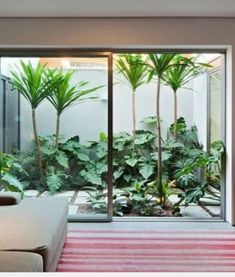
<box><xmin>132</xmin><ymin>90</ymin><xmax>136</xmax><ymax>150</ymax></box>
<box><xmin>174</xmin><ymin>90</ymin><xmax>178</xmax><ymax>140</ymax></box>
<box><xmin>156</xmin><ymin>76</ymin><xmax>163</xmax><ymax>204</ymax></box>
<box><xmin>55</xmin><ymin>113</ymin><xmax>60</xmax><ymax>149</ymax></box>
<box><xmin>32</xmin><ymin>109</ymin><xmax>43</xmax><ymax>179</ymax></box>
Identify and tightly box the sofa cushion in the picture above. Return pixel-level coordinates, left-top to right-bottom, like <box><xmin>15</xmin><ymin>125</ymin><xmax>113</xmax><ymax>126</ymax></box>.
<box><xmin>0</xmin><ymin>251</ymin><xmax>43</xmax><ymax>272</ymax></box>
<box><xmin>0</xmin><ymin>197</ymin><xmax>68</xmax><ymax>271</ymax></box>
<box><xmin>0</xmin><ymin>192</ymin><xmax>22</xmax><ymax>205</ymax></box>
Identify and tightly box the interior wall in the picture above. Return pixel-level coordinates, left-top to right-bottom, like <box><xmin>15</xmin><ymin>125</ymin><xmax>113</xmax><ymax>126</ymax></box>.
<box><xmin>0</xmin><ymin>17</ymin><xmax>233</xmax><ymax>224</ymax></box>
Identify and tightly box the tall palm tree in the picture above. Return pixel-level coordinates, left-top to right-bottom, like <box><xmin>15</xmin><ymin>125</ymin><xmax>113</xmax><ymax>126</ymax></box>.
<box><xmin>162</xmin><ymin>56</ymin><xmax>210</xmax><ymax>140</ymax></box>
<box><xmin>146</xmin><ymin>53</ymin><xmax>177</xmax><ymax>205</ymax></box>
<box><xmin>10</xmin><ymin>61</ymin><xmax>51</xmax><ymax>179</ymax></box>
<box><xmin>116</xmin><ymin>54</ymin><xmax>148</xmax><ymax>148</ymax></box>
<box><xmin>46</xmin><ymin>69</ymin><xmax>102</xmax><ymax>148</ymax></box>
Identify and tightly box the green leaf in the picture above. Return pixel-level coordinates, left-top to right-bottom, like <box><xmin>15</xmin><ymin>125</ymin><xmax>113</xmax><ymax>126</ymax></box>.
<box><xmin>46</xmin><ymin>167</ymin><xmax>65</xmax><ymax>193</ymax></box>
<box><xmin>80</xmin><ymin>169</ymin><xmax>102</xmax><ymax>186</ymax></box>
<box><xmin>183</xmin><ymin>183</ymin><xmax>207</xmax><ymax>204</ymax></box>
<box><xmin>123</xmin><ymin>174</ymin><xmax>132</xmax><ymax>182</ymax></box>
<box><xmin>125</xmin><ymin>156</ymin><xmax>138</xmax><ymax>167</ymax></box>
<box><xmin>139</xmin><ymin>164</ymin><xmax>154</xmax><ymax>179</ymax></box>
<box><xmin>76</xmin><ymin>153</ymin><xmax>90</xmax><ymax>161</ymax></box>
<box><xmin>96</xmin><ymin>163</ymin><xmax>107</xmax><ymax>174</ymax></box>
<box><xmin>55</xmin><ymin>151</ymin><xmax>69</xmax><ymax>168</ymax></box>
<box><xmin>0</xmin><ymin>173</ymin><xmax>23</xmax><ymax>192</ymax></box>
<box><xmin>45</xmin><ymin>68</ymin><xmax>102</xmax><ymax>115</ymax></box>
<box><xmin>113</xmin><ymin>169</ymin><xmax>124</xmax><ymax>180</ymax></box>
<box><xmin>10</xmin><ymin>61</ymin><xmax>53</xmax><ymax>109</ymax></box>
<box><xmin>141</xmin><ymin>116</ymin><xmax>157</xmax><ymax>125</ymax></box>
<box><xmin>162</xmin><ymin>151</ymin><xmax>172</xmax><ymax>161</ymax></box>
<box><xmin>41</xmin><ymin>145</ymin><xmax>56</xmax><ymax>155</ymax></box>
<box><xmin>99</xmin><ymin>132</ymin><xmax>108</xmax><ymax>142</ymax></box>
<box><xmin>116</xmin><ymin>54</ymin><xmax>148</xmax><ymax>91</ymax></box>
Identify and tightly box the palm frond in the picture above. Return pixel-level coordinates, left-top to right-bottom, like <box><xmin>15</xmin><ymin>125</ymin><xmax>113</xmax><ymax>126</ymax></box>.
<box><xmin>10</xmin><ymin>60</ymin><xmax>52</xmax><ymax>109</ymax></box>
<box><xmin>116</xmin><ymin>54</ymin><xmax>148</xmax><ymax>91</ymax></box>
<box><xmin>46</xmin><ymin>69</ymin><xmax>103</xmax><ymax>115</ymax></box>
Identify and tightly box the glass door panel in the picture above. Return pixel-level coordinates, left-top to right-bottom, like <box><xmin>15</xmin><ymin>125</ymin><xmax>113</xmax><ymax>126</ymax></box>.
<box><xmin>0</xmin><ymin>53</ymin><xmax>112</xmax><ymax>221</ymax></box>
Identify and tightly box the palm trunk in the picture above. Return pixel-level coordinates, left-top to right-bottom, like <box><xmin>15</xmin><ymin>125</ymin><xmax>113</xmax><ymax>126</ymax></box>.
<box><xmin>132</xmin><ymin>90</ymin><xmax>136</xmax><ymax>150</ymax></box>
<box><xmin>55</xmin><ymin>113</ymin><xmax>60</xmax><ymax>149</ymax></box>
<box><xmin>156</xmin><ymin>76</ymin><xmax>164</xmax><ymax>204</ymax></box>
<box><xmin>32</xmin><ymin>109</ymin><xmax>43</xmax><ymax>179</ymax></box>
<box><xmin>173</xmin><ymin>90</ymin><xmax>178</xmax><ymax>140</ymax></box>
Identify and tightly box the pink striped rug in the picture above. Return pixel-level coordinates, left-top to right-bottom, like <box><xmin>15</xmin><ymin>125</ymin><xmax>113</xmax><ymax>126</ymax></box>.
<box><xmin>57</xmin><ymin>228</ymin><xmax>235</xmax><ymax>272</ymax></box>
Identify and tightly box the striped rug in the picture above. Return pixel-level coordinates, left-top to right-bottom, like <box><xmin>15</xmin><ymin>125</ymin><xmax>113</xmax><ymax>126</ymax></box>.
<box><xmin>57</xmin><ymin>229</ymin><xmax>235</xmax><ymax>272</ymax></box>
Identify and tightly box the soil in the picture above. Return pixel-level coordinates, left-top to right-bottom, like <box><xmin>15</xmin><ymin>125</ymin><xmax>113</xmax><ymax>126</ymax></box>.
<box><xmin>77</xmin><ymin>203</ymin><xmax>178</xmax><ymax>217</ymax></box>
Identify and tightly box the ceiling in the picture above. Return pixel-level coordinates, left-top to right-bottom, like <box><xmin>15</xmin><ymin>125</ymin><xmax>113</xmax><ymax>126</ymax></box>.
<box><xmin>0</xmin><ymin>0</ymin><xmax>235</xmax><ymax>17</ymax></box>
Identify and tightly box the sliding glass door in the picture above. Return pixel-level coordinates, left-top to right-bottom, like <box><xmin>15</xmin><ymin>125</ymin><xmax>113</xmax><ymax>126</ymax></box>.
<box><xmin>0</xmin><ymin>49</ymin><xmax>226</xmax><ymax>222</ymax></box>
<box><xmin>0</xmin><ymin>52</ymin><xmax>113</xmax><ymax>221</ymax></box>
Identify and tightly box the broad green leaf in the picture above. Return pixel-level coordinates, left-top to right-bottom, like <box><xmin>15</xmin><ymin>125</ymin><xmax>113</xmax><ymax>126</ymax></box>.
<box><xmin>113</xmin><ymin>170</ymin><xmax>124</xmax><ymax>180</ymax></box>
<box><xmin>46</xmin><ymin>171</ymin><xmax>64</xmax><ymax>193</ymax></box>
<box><xmin>55</xmin><ymin>151</ymin><xmax>69</xmax><ymax>168</ymax></box>
<box><xmin>0</xmin><ymin>173</ymin><xmax>23</xmax><ymax>192</ymax></box>
<box><xmin>96</xmin><ymin>163</ymin><xmax>107</xmax><ymax>174</ymax></box>
<box><xmin>139</xmin><ymin>164</ymin><xmax>154</xmax><ymax>179</ymax></box>
<box><xmin>80</xmin><ymin>170</ymin><xmax>102</xmax><ymax>185</ymax></box>
<box><xmin>125</xmin><ymin>157</ymin><xmax>138</xmax><ymax>167</ymax></box>
<box><xmin>76</xmin><ymin>153</ymin><xmax>90</xmax><ymax>161</ymax></box>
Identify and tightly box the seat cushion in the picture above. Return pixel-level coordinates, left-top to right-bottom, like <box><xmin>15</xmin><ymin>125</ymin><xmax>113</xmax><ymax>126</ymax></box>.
<box><xmin>0</xmin><ymin>197</ymin><xmax>68</xmax><ymax>271</ymax></box>
<box><xmin>0</xmin><ymin>251</ymin><xmax>43</xmax><ymax>272</ymax></box>
<box><xmin>0</xmin><ymin>192</ymin><xmax>22</xmax><ymax>205</ymax></box>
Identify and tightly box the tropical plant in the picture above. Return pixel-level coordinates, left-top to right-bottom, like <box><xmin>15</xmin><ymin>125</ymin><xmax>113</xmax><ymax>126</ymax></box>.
<box><xmin>146</xmin><ymin>53</ymin><xmax>177</xmax><ymax>205</ymax></box>
<box><xmin>164</xmin><ymin>122</ymin><xmax>225</xmax><ymax>210</ymax></box>
<box><xmin>113</xmin><ymin>130</ymin><xmax>156</xmax><ymax>188</ymax></box>
<box><xmin>162</xmin><ymin>55</ymin><xmax>210</xmax><ymax>140</ymax></box>
<box><xmin>116</xmin><ymin>54</ymin><xmax>148</xmax><ymax>148</ymax></box>
<box><xmin>0</xmin><ymin>152</ymin><xmax>25</xmax><ymax>193</ymax></box>
<box><xmin>10</xmin><ymin>61</ymin><xmax>52</xmax><ymax>179</ymax></box>
<box><xmin>46</xmin><ymin>68</ymin><xmax>102</xmax><ymax>148</ymax></box>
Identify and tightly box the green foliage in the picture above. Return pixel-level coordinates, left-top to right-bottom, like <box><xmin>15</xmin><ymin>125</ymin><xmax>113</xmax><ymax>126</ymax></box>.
<box><xmin>113</xmin><ymin>130</ymin><xmax>156</xmax><ymax>188</ymax></box>
<box><xmin>0</xmin><ymin>152</ymin><xmax>25</xmax><ymax>193</ymax></box>
<box><xmin>162</xmin><ymin>55</ymin><xmax>211</xmax><ymax>92</ymax></box>
<box><xmin>141</xmin><ymin>116</ymin><xmax>158</xmax><ymax>126</ymax></box>
<box><xmin>46</xmin><ymin>166</ymin><xmax>67</xmax><ymax>193</ymax></box>
<box><xmin>147</xmin><ymin>54</ymin><xmax>178</xmax><ymax>80</ymax></box>
<box><xmin>10</xmin><ymin>61</ymin><xmax>52</xmax><ymax>109</ymax></box>
<box><xmin>116</xmin><ymin>54</ymin><xmax>148</xmax><ymax>91</ymax></box>
<box><xmin>122</xmin><ymin>182</ymin><xmax>159</xmax><ymax>216</ymax></box>
<box><xmin>164</xmin><ymin>120</ymin><xmax>224</xmax><ymax>209</ymax></box>
<box><xmin>46</xmin><ymin>69</ymin><xmax>102</xmax><ymax>116</ymax></box>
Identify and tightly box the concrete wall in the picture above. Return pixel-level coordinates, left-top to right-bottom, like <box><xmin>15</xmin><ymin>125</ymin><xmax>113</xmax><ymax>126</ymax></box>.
<box><xmin>0</xmin><ymin>17</ymin><xmax>233</xmax><ymax>223</ymax></box>
<box><xmin>193</xmin><ymin>73</ymin><xmax>208</xmax><ymax>149</ymax></box>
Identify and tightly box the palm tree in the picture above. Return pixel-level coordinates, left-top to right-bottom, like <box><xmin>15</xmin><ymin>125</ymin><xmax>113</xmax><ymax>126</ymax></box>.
<box><xmin>162</xmin><ymin>56</ymin><xmax>209</xmax><ymax>140</ymax></box>
<box><xmin>146</xmin><ymin>53</ymin><xmax>177</xmax><ymax>205</ymax></box>
<box><xmin>10</xmin><ymin>61</ymin><xmax>51</xmax><ymax>179</ymax></box>
<box><xmin>46</xmin><ymin>69</ymin><xmax>102</xmax><ymax>148</ymax></box>
<box><xmin>116</xmin><ymin>54</ymin><xmax>148</xmax><ymax>148</ymax></box>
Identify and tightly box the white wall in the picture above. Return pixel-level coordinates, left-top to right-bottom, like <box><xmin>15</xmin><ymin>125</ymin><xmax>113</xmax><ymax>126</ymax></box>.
<box><xmin>20</xmin><ymin>69</ymin><xmax>108</xmax><ymax>150</ymax></box>
<box><xmin>113</xmin><ymin>79</ymin><xmax>194</xmax><ymax>138</ymax></box>
<box><xmin>0</xmin><ymin>17</ymin><xmax>233</xmax><ymax>224</ymax></box>
<box><xmin>193</xmin><ymin>73</ymin><xmax>208</xmax><ymax>148</ymax></box>
<box><xmin>1</xmin><ymin>57</ymin><xmax>39</xmax><ymax>76</ymax></box>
